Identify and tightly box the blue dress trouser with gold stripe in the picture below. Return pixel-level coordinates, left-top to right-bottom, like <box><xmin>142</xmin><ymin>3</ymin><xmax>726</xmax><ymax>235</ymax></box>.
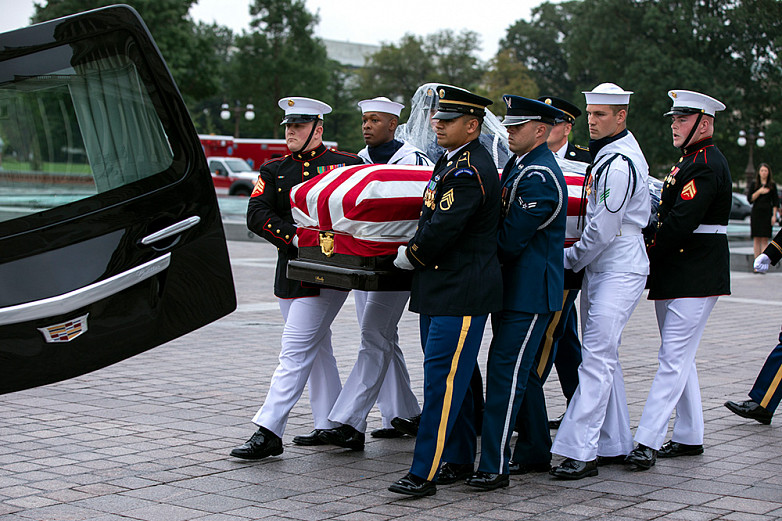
<box><xmin>749</xmin><ymin>328</ymin><xmax>782</xmax><ymax>414</ymax></box>
<box><xmin>410</xmin><ymin>314</ymin><xmax>488</xmax><ymax>482</ymax></box>
<box><xmin>513</xmin><ymin>289</ymin><xmax>580</xmax><ymax>465</ymax></box>
<box><xmin>477</xmin><ymin>310</ymin><xmax>552</xmax><ymax>474</ymax></box>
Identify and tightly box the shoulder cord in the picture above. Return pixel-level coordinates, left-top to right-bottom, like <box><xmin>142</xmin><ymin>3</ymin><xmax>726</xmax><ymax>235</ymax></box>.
<box><xmin>506</xmin><ymin>165</ymin><xmax>564</xmax><ymax>230</ymax></box>
<box><xmin>593</xmin><ymin>153</ymin><xmax>638</xmax><ymax>214</ymax></box>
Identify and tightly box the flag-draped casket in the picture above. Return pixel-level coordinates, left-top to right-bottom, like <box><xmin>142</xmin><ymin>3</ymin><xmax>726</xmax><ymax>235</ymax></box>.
<box><xmin>287</xmin><ymin>160</ymin><xmax>588</xmax><ymax>291</ymax></box>
<box><xmin>288</xmin><ymin>164</ymin><xmax>433</xmax><ymax>290</ymax></box>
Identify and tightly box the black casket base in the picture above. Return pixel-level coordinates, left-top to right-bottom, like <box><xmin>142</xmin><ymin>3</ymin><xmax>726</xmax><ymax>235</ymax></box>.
<box><xmin>287</xmin><ymin>246</ymin><xmax>412</xmax><ymax>291</ymax></box>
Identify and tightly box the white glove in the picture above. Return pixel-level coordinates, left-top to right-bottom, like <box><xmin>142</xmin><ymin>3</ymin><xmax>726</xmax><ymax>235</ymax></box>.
<box><xmin>754</xmin><ymin>253</ymin><xmax>771</xmax><ymax>273</ymax></box>
<box><xmin>292</xmin><ymin>235</ymin><xmax>299</xmax><ymax>248</ymax></box>
<box><xmin>393</xmin><ymin>245</ymin><xmax>414</xmax><ymax>270</ymax></box>
<box><xmin>563</xmin><ymin>249</ymin><xmax>573</xmax><ymax>270</ymax></box>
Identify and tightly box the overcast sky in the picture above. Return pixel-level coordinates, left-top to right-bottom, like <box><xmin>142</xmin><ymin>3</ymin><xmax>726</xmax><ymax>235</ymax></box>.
<box><xmin>1</xmin><ymin>0</ymin><xmax>546</xmax><ymax>61</ymax></box>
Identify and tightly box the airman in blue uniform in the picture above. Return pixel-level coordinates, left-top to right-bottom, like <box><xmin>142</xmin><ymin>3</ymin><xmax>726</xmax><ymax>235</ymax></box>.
<box><xmin>465</xmin><ymin>95</ymin><xmax>567</xmax><ymax>490</ymax></box>
<box><xmin>388</xmin><ymin>85</ymin><xmax>502</xmax><ymax>498</ymax></box>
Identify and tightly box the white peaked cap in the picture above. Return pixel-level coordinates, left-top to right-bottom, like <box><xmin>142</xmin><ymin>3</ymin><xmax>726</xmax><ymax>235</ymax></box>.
<box><xmin>665</xmin><ymin>90</ymin><xmax>726</xmax><ymax>117</ymax></box>
<box><xmin>358</xmin><ymin>97</ymin><xmax>404</xmax><ymax>117</ymax></box>
<box><xmin>583</xmin><ymin>83</ymin><xmax>633</xmax><ymax>105</ymax></box>
<box><xmin>278</xmin><ymin>97</ymin><xmax>332</xmax><ymax>124</ymax></box>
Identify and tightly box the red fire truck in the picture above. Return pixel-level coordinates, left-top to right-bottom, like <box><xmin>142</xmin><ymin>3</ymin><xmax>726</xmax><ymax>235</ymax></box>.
<box><xmin>199</xmin><ymin>134</ymin><xmax>339</xmax><ymax>196</ymax></box>
<box><xmin>199</xmin><ymin>134</ymin><xmax>338</xmax><ymax>170</ymax></box>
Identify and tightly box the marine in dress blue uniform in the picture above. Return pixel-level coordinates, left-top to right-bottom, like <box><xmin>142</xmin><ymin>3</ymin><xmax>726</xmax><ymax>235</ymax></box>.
<box><xmin>725</xmin><ymin>230</ymin><xmax>782</xmax><ymax>425</ymax></box>
<box><xmin>627</xmin><ymin>90</ymin><xmax>731</xmax><ymax>469</ymax></box>
<box><xmin>231</xmin><ymin>97</ymin><xmax>362</xmax><ymax>460</ymax></box>
<box><xmin>388</xmin><ymin>85</ymin><xmax>502</xmax><ymax>497</ymax></box>
<box><xmin>465</xmin><ymin>96</ymin><xmax>567</xmax><ymax>491</ymax></box>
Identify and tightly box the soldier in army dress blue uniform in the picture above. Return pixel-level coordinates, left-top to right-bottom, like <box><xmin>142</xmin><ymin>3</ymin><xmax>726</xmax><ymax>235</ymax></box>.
<box><xmin>726</xmin><ymin>230</ymin><xmax>782</xmax><ymax>425</ymax></box>
<box><xmin>388</xmin><ymin>85</ymin><xmax>502</xmax><ymax>497</ymax></box>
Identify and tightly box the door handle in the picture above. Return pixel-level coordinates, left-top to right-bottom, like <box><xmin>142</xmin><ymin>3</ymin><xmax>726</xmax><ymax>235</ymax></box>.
<box><xmin>141</xmin><ymin>216</ymin><xmax>201</xmax><ymax>246</ymax></box>
<box><xmin>0</xmin><ymin>254</ymin><xmax>171</xmax><ymax>326</ymax></box>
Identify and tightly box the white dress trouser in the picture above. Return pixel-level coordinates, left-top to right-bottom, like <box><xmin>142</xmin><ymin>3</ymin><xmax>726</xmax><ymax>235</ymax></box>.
<box><xmin>634</xmin><ymin>296</ymin><xmax>718</xmax><ymax>449</ymax></box>
<box><xmin>253</xmin><ymin>289</ymin><xmax>348</xmax><ymax>437</ymax></box>
<box><xmin>551</xmin><ymin>269</ymin><xmax>646</xmax><ymax>461</ymax></box>
<box><xmin>328</xmin><ymin>290</ymin><xmax>421</xmax><ymax>431</ymax></box>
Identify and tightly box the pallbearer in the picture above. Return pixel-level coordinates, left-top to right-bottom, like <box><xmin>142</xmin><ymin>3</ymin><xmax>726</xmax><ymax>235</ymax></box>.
<box><xmin>388</xmin><ymin>85</ymin><xmax>502</xmax><ymax>498</ymax></box>
<box><xmin>626</xmin><ymin>90</ymin><xmax>731</xmax><ymax>469</ymax></box>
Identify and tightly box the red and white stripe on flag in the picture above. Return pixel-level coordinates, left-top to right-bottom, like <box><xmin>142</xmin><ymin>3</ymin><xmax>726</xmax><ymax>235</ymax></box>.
<box><xmin>289</xmin><ymin>161</ymin><xmax>587</xmax><ymax>257</ymax></box>
<box><xmin>291</xmin><ymin>164</ymin><xmax>432</xmax><ymax>250</ymax></box>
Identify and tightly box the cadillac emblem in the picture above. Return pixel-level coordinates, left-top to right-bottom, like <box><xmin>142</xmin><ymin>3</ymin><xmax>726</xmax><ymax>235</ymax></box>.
<box><xmin>38</xmin><ymin>314</ymin><xmax>89</xmax><ymax>343</ymax></box>
<box><xmin>319</xmin><ymin>231</ymin><xmax>335</xmax><ymax>257</ymax></box>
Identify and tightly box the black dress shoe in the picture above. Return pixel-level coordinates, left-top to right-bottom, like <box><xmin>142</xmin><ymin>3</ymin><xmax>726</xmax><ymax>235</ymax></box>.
<box><xmin>317</xmin><ymin>424</ymin><xmax>365</xmax><ymax>450</ymax></box>
<box><xmin>229</xmin><ymin>427</ymin><xmax>283</xmax><ymax>460</ymax></box>
<box><xmin>658</xmin><ymin>440</ymin><xmax>703</xmax><ymax>458</ymax></box>
<box><xmin>390</xmin><ymin>414</ymin><xmax>420</xmax><ymax>437</ymax></box>
<box><xmin>548</xmin><ymin>412</ymin><xmax>565</xmax><ymax>430</ymax></box>
<box><xmin>549</xmin><ymin>458</ymin><xmax>598</xmax><ymax>480</ymax></box>
<box><xmin>370</xmin><ymin>427</ymin><xmax>405</xmax><ymax>438</ymax></box>
<box><xmin>466</xmin><ymin>471</ymin><xmax>510</xmax><ymax>490</ymax></box>
<box><xmin>435</xmin><ymin>462</ymin><xmax>473</xmax><ymax>484</ymax></box>
<box><xmin>388</xmin><ymin>472</ymin><xmax>436</xmax><ymax>497</ymax></box>
<box><xmin>508</xmin><ymin>461</ymin><xmax>550</xmax><ymax>475</ymax></box>
<box><xmin>725</xmin><ymin>400</ymin><xmax>773</xmax><ymax>425</ymax></box>
<box><xmin>292</xmin><ymin>430</ymin><xmax>327</xmax><ymax>446</ymax></box>
<box><xmin>597</xmin><ymin>454</ymin><xmax>628</xmax><ymax>467</ymax></box>
<box><xmin>625</xmin><ymin>444</ymin><xmax>657</xmax><ymax>470</ymax></box>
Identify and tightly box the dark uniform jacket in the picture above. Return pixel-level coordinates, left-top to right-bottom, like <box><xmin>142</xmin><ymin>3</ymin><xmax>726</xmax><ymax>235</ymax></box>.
<box><xmin>406</xmin><ymin>138</ymin><xmax>503</xmax><ymax>316</ymax></box>
<box><xmin>565</xmin><ymin>142</ymin><xmax>591</xmax><ymax>163</ymax></box>
<box><xmin>499</xmin><ymin>143</ymin><xmax>567</xmax><ymax>313</ymax></box>
<box><xmin>763</xmin><ymin>227</ymin><xmax>782</xmax><ymax>264</ymax></box>
<box><xmin>247</xmin><ymin>143</ymin><xmax>362</xmax><ymax>299</ymax></box>
<box><xmin>647</xmin><ymin>137</ymin><xmax>731</xmax><ymax>299</ymax></box>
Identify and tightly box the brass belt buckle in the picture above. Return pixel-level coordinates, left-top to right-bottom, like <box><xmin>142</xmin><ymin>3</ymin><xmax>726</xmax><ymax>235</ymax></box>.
<box><xmin>319</xmin><ymin>231</ymin><xmax>335</xmax><ymax>257</ymax></box>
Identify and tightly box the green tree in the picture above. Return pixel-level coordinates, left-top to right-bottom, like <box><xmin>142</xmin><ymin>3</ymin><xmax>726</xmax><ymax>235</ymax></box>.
<box><xmin>500</xmin><ymin>1</ymin><xmax>581</xmax><ymax>100</ymax></box>
<box><xmin>502</xmin><ymin>0</ymin><xmax>782</xmax><ymax>179</ymax></box>
<box><xmin>32</xmin><ymin>0</ymin><xmax>222</xmax><ymax>106</ymax></box>
<box><xmin>480</xmin><ymin>49</ymin><xmax>539</xmax><ymax>109</ymax></box>
<box><xmin>357</xmin><ymin>29</ymin><xmax>486</xmax><ymax>114</ymax></box>
<box><xmin>565</xmin><ymin>0</ymin><xmax>782</xmax><ymax>178</ymax></box>
<box><xmin>227</xmin><ymin>0</ymin><xmax>330</xmax><ymax>139</ymax></box>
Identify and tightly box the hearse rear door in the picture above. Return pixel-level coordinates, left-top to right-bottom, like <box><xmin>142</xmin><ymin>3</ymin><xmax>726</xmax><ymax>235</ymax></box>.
<box><xmin>0</xmin><ymin>6</ymin><xmax>236</xmax><ymax>394</ymax></box>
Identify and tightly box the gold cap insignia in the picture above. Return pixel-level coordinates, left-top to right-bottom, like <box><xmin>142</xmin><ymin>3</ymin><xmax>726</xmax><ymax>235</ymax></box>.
<box><xmin>288</xmin><ymin>99</ymin><xmax>295</xmax><ymax>106</ymax></box>
<box><xmin>439</xmin><ymin>89</ymin><xmax>445</xmax><ymax>98</ymax></box>
<box><xmin>670</xmin><ymin>91</ymin><xmax>677</xmax><ymax>98</ymax></box>
<box><xmin>545</xmin><ymin>98</ymin><xmax>552</xmax><ymax>105</ymax></box>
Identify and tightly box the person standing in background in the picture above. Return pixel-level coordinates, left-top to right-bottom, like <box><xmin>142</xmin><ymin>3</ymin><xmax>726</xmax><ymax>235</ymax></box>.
<box><xmin>748</xmin><ymin>163</ymin><xmax>778</xmax><ymax>267</ymax></box>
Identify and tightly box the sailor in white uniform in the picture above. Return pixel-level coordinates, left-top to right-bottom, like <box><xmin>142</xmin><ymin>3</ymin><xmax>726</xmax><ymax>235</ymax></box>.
<box><xmin>318</xmin><ymin>97</ymin><xmax>431</xmax><ymax>448</ymax></box>
<box><xmin>550</xmin><ymin>83</ymin><xmax>650</xmax><ymax>480</ymax></box>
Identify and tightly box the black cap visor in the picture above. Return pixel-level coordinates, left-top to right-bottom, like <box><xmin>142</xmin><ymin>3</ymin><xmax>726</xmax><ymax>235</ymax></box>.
<box><xmin>281</xmin><ymin>114</ymin><xmax>320</xmax><ymax>125</ymax></box>
<box><xmin>663</xmin><ymin>107</ymin><xmax>706</xmax><ymax>117</ymax></box>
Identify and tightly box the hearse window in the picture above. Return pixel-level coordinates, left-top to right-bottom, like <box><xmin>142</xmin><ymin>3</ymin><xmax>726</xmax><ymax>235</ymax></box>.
<box><xmin>0</xmin><ymin>41</ymin><xmax>173</xmax><ymax>224</ymax></box>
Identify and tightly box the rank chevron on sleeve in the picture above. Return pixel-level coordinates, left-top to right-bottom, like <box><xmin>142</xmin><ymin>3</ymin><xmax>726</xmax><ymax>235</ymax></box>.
<box><xmin>681</xmin><ymin>180</ymin><xmax>697</xmax><ymax>200</ymax></box>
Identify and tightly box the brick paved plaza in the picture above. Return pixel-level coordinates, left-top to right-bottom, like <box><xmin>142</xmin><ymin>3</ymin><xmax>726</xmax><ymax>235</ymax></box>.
<box><xmin>1</xmin><ymin>239</ymin><xmax>781</xmax><ymax>520</ymax></box>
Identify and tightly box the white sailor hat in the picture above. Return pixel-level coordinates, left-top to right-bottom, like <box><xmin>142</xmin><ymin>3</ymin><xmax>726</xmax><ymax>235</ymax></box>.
<box><xmin>278</xmin><ymin>97</ymin><xmax>332</xmax><ymax>125</ymax></box>
<box><xmin>357</xmin><ymin>97</ymin><xmax>404</xmax><ymax>117</ymax></box>
<box><xmin>664</xmin><ymin>90</ymin><xmax>725</xmax><ymax>117</ymax></box>
<box><xmin>583</xmin><ymin>83</ymin><xmax>633</xmax><ymax>105</ymax></box>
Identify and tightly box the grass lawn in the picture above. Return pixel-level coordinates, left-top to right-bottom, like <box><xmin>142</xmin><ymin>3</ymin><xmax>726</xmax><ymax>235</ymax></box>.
<box><xmin>1</xmin><ymin>158</ymin><xmax>92</xmax><ymax>175</ymax></box>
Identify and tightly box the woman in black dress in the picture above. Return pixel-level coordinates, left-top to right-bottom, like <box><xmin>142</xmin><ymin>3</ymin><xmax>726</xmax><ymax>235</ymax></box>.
<box><xmin>748</xmin><ymin>163</ymin><xmax>779</xmax><ymax>266</ymax></box>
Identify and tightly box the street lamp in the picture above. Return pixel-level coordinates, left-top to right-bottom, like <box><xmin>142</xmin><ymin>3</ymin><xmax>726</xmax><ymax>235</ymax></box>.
<box><xmin>220</xmin><ymin>101</ymin><xmax>255</xmax><ymax>138</ymax></box>
<box><xmin>737</xmin><ymin>129</ymin><xmax>766</xmax><ymax>187</ymax></box>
